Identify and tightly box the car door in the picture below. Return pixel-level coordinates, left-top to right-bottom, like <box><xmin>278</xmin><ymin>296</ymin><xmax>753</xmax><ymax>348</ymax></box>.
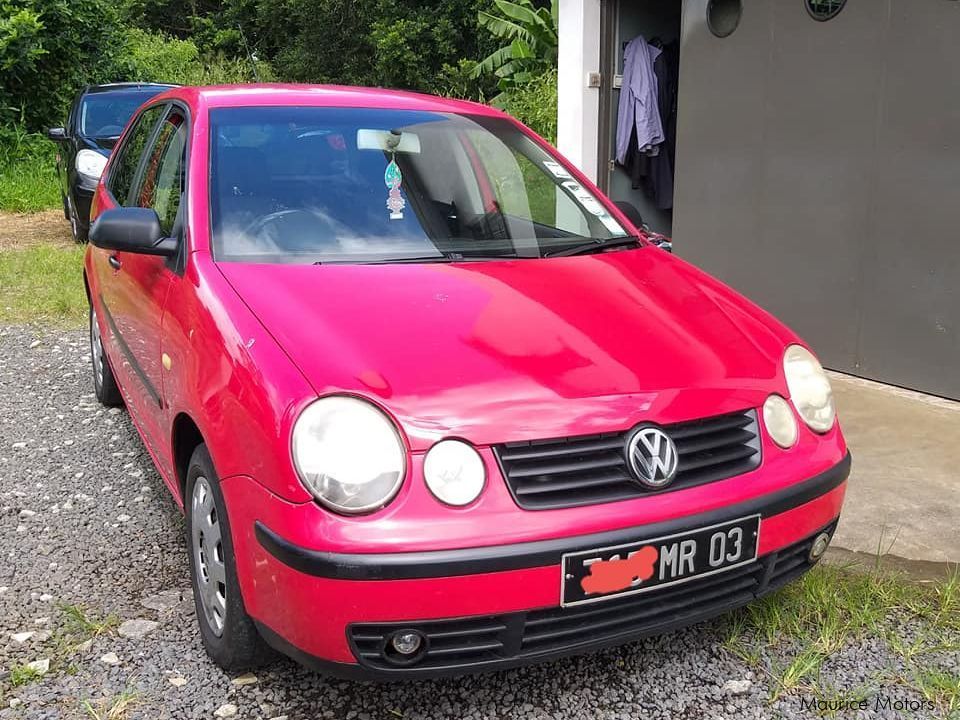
<box><xmin>95</xmin><ymin>104</ymin><xmax>185</xmax><ymax>456</ymax></box>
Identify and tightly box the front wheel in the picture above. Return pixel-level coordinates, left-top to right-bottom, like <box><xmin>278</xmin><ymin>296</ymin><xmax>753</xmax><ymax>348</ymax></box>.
<box><xmin>186</xmin><ymin>445</ymin><xmax>271</xmax><ymax>671</ymax></box>
<box><xmin>68</xmin><ymin>194</ymin><xmax>88</xmax><ymax>243</ymax></box>
<box><xmin>89</xmin><ymin>305</ymin><xmax>123</xmax><ymax>407</ymax></box>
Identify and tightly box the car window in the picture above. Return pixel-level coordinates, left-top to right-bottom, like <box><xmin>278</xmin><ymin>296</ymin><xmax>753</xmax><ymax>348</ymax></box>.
<box><xmin>108</xmin><ymin>105</ymin><xmax>166</xmax><ymax>205</ymax></box>
<box><xmin>134</xmin><ymin>111</ymin><xmax>186</xmax><ymax>236</ymax></box>
<box><xmin>79</xmin><ymin>91</ymin><xmax>166</xmax><ymax>138</ymax></box>
<box><xmin>208</xmin><ymin>107</ymin><xmax>628</xmax><ymax>264</ymax></box>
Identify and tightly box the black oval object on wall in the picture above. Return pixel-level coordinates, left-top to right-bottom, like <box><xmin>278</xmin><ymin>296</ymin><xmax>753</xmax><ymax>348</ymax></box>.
<box><xmin>707</xmin><ymin>0</ymin><xmax>743</xmax><ymax>38</ymax></box>
<box><xmin>806</xmin><ymin>0</ymin><xmax>848</xmax><ymax>21</ymax></box>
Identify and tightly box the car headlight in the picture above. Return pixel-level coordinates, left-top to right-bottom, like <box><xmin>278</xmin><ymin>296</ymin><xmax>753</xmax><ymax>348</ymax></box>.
<box><xmin>76</xmin><ymin>149</ymin><xmax>108</xmax><ymax>180</ymax></box>
<box><xmin>291</xmin><ymin>396</ymin><xmax>406</xmax><ymax>514</ymax></box>
<box><xmin>783</xmin><ymin>345</ymin><xmax>836</xmax><ymax>433</ymax></box>
<box><xmin>423</xmin><ymin>440</ymin><xmax>486</xmax><ymax>506</ymax></box>
<box><xmin>763</xmin><ymin>394</ymin><xmax>798</xmax><ymax>448</ymax></box>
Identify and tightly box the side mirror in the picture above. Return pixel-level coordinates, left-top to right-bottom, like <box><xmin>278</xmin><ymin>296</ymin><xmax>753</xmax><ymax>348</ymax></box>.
<box><xmin>90</xmin><ymin>207</ymin><xmax>178</xmax><ymax>256</ymax></box>
<box><xmin>46</xmin><ymin>127</ymin><xmax>67</xmax><ymax>141</ymax></box>
<box><xmin>613</xmin><ymin>200</ymin><xmax>645</xmax><ymax>230</ymax></box>
<box><xmin>613</xmin><ymin>200</ymin><xmax>672</xmax><ymax>252</ymax></box>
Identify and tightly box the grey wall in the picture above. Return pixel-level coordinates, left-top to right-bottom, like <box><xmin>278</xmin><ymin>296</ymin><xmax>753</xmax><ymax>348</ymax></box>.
<box><xmin>672</xmin><ymin>0</ymin><xmax>960</xmax><ymax>400</ymax></box>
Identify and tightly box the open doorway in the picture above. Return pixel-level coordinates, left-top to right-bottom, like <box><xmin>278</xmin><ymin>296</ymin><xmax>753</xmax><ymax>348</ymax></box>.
<box><xmin>598</xmin><ymin>0</ymin><xmax>683</xmax><ymax>236</ymax></box>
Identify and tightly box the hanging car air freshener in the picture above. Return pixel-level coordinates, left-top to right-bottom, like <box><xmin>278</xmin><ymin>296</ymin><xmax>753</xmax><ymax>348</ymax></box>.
<box><xmin>384</xmin><ymin>154</ymin><xmax>405</xmax><ymax>220</ymax></box>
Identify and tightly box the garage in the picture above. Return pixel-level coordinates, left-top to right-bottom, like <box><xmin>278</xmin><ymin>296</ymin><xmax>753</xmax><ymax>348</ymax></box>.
<box><xmin>558</xmin><ymin>0</ymin><xmax>959</xmax><ymax>399</ymax></box>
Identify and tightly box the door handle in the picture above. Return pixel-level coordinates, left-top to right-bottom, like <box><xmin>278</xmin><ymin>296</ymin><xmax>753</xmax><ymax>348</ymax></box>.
<box><xmin>108</xmin><ymin>254</ymin><xmax>122</xmax><ymax>271</ymax></box>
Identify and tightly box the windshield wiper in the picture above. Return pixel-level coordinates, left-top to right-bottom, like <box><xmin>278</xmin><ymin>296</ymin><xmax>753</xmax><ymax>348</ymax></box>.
<box><xmin>544</xmin><ymin>236</ymin><xmax>642</xmax><ymax>258</ymax></box>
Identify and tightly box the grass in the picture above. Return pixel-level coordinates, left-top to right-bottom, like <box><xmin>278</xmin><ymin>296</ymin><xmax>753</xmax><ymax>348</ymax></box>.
<box><xmin>719</xmin><ymin>562</ymin><xmax>960</xmax><ymax>711</ymax></box>
<box><xmin>0</xmin><ymin>129</ymin><xmax>62</xmax><ymax>213</ymax></box>
<box><xmin>0</xmin><ymin>244</ymin><xmax>87</xmax><ymax>324</ymax></box>
<box><xmin>911</xmin><ymin>668</ymin><xmax>960</xmax><ymax>713</ymax></box>
<box><xmin>0</xmin><ymin>153</ymin><xmax>62</xmax><ymax>213</ymax></box>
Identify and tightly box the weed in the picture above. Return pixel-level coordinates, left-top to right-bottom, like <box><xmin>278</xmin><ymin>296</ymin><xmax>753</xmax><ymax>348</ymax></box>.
<box><xmin>8</xmin><ymin>664</ymin><xmax>43</xmax><ymax>687</ymax></box>
<box><xmin>82</xmin><ymin>687</ymin><xmax>140</xmax><ymax>720</ymax></box>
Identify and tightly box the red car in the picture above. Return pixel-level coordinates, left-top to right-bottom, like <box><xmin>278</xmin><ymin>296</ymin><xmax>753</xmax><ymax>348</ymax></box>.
<box><xmin>84</xmin><ymin>85</ymin><xmax>849</xmax><ymax>679</ymax></box>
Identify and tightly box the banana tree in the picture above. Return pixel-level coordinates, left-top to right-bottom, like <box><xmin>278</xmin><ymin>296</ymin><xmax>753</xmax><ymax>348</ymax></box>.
<box><xmin>473</xmin><ymin>0</ymin><xmax>558</xmax><ymax>94</ymax></box>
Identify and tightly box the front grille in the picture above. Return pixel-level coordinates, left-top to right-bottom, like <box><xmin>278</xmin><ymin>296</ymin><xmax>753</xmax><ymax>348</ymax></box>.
<box><xmin>494</xmin><ymin>409</ymin><xmax>762</xmax><ymax>510</ymax></box>
<box><xmin>347</xmin><ymin>522</ymin><xmax>837</xmax><ymax>675</ymax></box>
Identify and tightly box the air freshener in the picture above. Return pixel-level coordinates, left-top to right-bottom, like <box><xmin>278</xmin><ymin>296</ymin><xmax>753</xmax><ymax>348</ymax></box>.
<box><xmin>384</xmin><ymin>155</ymin><xmax>405</xmax><ymax>220</ymax></box>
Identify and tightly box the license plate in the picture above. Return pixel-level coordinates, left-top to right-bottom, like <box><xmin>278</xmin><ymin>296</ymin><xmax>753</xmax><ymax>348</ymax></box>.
<box><xmin>561</xmin><ymin>515</ymin><xmax>761</xmax><ymax>607</ymax></box>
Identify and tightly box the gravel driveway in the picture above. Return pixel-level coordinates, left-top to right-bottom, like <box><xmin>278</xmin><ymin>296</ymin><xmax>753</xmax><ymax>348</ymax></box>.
<box><xmin>0</xmin><ymin>326</ymin><xmax>950</xmax><ymax>719</ymax></box>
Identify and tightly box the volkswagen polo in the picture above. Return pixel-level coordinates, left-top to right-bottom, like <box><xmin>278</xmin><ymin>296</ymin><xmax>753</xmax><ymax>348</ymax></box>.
<box><xmin>84</xmin><ymin>85</ymin><xmax>850</xmax><ymax>679</ymax></box>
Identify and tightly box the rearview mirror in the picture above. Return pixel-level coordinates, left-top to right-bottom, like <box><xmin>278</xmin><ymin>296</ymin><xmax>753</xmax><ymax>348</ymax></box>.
<box><xmin>90</xmin><ymin>207</ymin><xmax>178</xmax><ymax>256</ymax></box>
<box><xmin>46</xmin><ymin>127</ymin><xmax>67</xmax><ymax>141</ymax></box>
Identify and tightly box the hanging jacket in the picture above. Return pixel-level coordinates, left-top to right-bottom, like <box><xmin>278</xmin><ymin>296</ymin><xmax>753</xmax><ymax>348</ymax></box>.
<box><xmin>615</xmin><ymin>36</ymin><xmax>664</xmax><ymax>164</ymax></box>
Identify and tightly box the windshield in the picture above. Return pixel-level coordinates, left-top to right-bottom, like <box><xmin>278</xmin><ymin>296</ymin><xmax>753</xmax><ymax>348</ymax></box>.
<box><xmin>79</xmin><ymin>90</ymin><xmax>168</xmax><ymax>138</ymax></box>
<box><xmin>209</xmin><ymin>107</ymin><xmax>630</xmax><ymax>264</ymax></box>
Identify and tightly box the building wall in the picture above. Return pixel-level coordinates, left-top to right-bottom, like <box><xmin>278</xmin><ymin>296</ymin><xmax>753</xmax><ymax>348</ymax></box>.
<box><xmin>672</xmin><ymin>0</ymin><xmax>959</xmax><ymax>399</ymax></box>
<box><xmin>557</xmin><ymin>0</ymin><xmax>602</xmax><ymax>182</ymax></box>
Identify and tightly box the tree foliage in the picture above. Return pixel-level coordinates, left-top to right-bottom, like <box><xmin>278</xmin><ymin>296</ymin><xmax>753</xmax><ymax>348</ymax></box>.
<box><xmin>251</xmin><ymin>0</ymin><xmax>497</xmax><ymax>96</ymax></box>
<box><xmin>473</xmin><ymin>0</ymin><xmax>557</xmax><ymax>93</ymax></box>
<box><xmin>0</xmin><ymin>0</ymin><xmax>126</xmax><ymax>130</ymax></box>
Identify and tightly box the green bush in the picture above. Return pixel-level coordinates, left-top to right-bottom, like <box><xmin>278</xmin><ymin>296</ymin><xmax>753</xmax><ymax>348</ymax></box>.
<box><xmin>119</xmin><ymin>28</ymin><xmax>271</xmax><ymax>86</ymax></box>
<box><xmin>495</xmin><ymin>69</ymin><xmax>557</xmax><ymax>143</ymax></box>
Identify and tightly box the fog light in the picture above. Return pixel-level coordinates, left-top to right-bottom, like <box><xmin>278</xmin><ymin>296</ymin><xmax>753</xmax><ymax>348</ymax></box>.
<box><xmin>809</xmin><ymin>532</ymin><xmax>831</xmax><ymax>562</ymax></box>
<box><xmin>390</xmin><ymin>630</ymin><xmax>423</xmax><ymax>656</ymax></box>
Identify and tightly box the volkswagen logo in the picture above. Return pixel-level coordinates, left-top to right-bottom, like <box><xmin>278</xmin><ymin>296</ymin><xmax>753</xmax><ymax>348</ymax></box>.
<box><xmin>626</xmin><ymin>426</ymin><xmax>679</xmax><ymax>489</ymax></box>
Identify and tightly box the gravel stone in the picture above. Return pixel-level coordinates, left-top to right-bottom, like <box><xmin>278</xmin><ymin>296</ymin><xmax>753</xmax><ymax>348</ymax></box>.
<box><xmin>118</xmin><ymin>619</ymin><xmax>159</xmax><ymax>639</ymax></box>
<box><xmin>9</xmin><ymin>632</ymin><xmax>34</xmax><ymax>643</ymax></box>
<box><xmin>0</xmin><ymin>326</ymin><xmax>953</xmax><ymax>720</ymax></box>
<box><xmin>231</xmin><ymin>672</ymin><xmax>258</xmax><ymax>686</ymax></box>
<box><xmin>25</xmin><ymin>658</ymin><xmax>49</xmax><ymax>675</ymax></box>
<box><xmin>214</xmin><ymin>703</ymin><xmax>238</xmax><ymax>717</ymax></box>
<box><xmin>722</xmin><ymin>679</ymin><xmax>752</xmax><ymax>695</ymax></box>
<box><xmin>99</xmin><ymin>652</ymin><xmax>120</xmax><ymax>666</ymax></box>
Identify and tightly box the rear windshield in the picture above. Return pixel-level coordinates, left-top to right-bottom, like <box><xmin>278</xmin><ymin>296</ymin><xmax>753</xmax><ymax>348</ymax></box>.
<box><xmin>208</xmin><ymin>106</ymin><xmax>628</xmax><ymax>264</ymax></box>
<box><xmin>79</xmin><ymin>90</ymin><xmax>168</xmax><ymax>138</ymax></box>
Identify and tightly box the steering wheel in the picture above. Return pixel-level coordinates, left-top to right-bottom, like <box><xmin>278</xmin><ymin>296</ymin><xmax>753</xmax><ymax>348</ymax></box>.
<box><xmin>245</xmin><ymin>209</ymin><xmax>340</xmax><ymax>252</ymax></box>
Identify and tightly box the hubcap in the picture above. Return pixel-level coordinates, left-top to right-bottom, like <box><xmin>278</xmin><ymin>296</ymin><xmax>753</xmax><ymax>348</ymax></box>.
<box><xmin>90</xmin><ymin>308</ymin><xmax>104</xmax><ymax>387</ymax></box>
<box><xmin>68</xmin><ymin>197</ymin><xmax>78</xmax><ymax>238</ymax></box>
<box><xmin>191</xmin><ymin>476</ymin><xmax>227</xmax><ymax>637</ymax></box>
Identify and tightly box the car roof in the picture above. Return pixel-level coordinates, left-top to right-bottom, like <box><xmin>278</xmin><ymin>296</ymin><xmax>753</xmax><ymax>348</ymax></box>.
<box><xmin>83</xmin><ymin>82</ymin><xmax>179</xmax><ymax>96</ymax></box>
<box><xmin>154</xmin><ymin>83</ymin><xmax>504</xmax><ymax>117</ymax></box>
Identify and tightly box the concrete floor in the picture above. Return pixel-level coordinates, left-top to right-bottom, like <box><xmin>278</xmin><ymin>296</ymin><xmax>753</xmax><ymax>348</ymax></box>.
<box><xmin>828</xmin><ymin>372</ymin><xmax>960</xmax><ymax>567</ymax></box>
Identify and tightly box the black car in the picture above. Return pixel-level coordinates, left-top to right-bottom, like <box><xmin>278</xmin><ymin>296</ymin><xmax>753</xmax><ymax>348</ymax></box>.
<box><xmin>47</xmin><ymin>83</ymin><xmax>176</xmax><ymax>242</ymax></box>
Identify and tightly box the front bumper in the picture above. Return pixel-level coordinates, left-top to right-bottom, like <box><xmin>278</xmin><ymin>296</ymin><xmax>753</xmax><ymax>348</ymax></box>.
<box><xmin>70</xmin><ymin>183</ymin><xmax>95</xmax><ymax>230</ymax></box>
<box><xmin>225</xmin><ymin>453</ymin><xmax>850</xmax><ymax>679</ymax></box>
<box><xmin>261</xmin><ymin>519</ymin><xmax>838</xmax><ymax>680</ymax></box>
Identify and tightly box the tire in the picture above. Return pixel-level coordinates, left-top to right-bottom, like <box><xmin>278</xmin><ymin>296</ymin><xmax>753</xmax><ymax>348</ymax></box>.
<box><xmin>185</xmin><ymin>444</ymin><xmax>271</xmax><ymax>671</ymax></box>
<box><xmin>89</xmin><ymin>305</ymin><xmax>123</xmax><ymax>407</ymax></box>
<box><xmin>61</xmin><ymin>192</ymin><xmax>70</xmax><ymax>221</ymax></box>
<box><xmin>68</xmin><ymin>194</ymin><xmax>88</xmax><ymax>243</ymax></box>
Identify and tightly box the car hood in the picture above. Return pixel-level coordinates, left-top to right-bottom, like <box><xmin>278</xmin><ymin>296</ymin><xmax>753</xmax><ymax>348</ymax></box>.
<box><xmin>80</xmin><ymin>136</ymin><xmax>116</xmax><ymax>154</ymax></box>
<box><xmin>217</xmin><ymin>248</ymin><xmax>796</xmax><ymax>448</ymax></box>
